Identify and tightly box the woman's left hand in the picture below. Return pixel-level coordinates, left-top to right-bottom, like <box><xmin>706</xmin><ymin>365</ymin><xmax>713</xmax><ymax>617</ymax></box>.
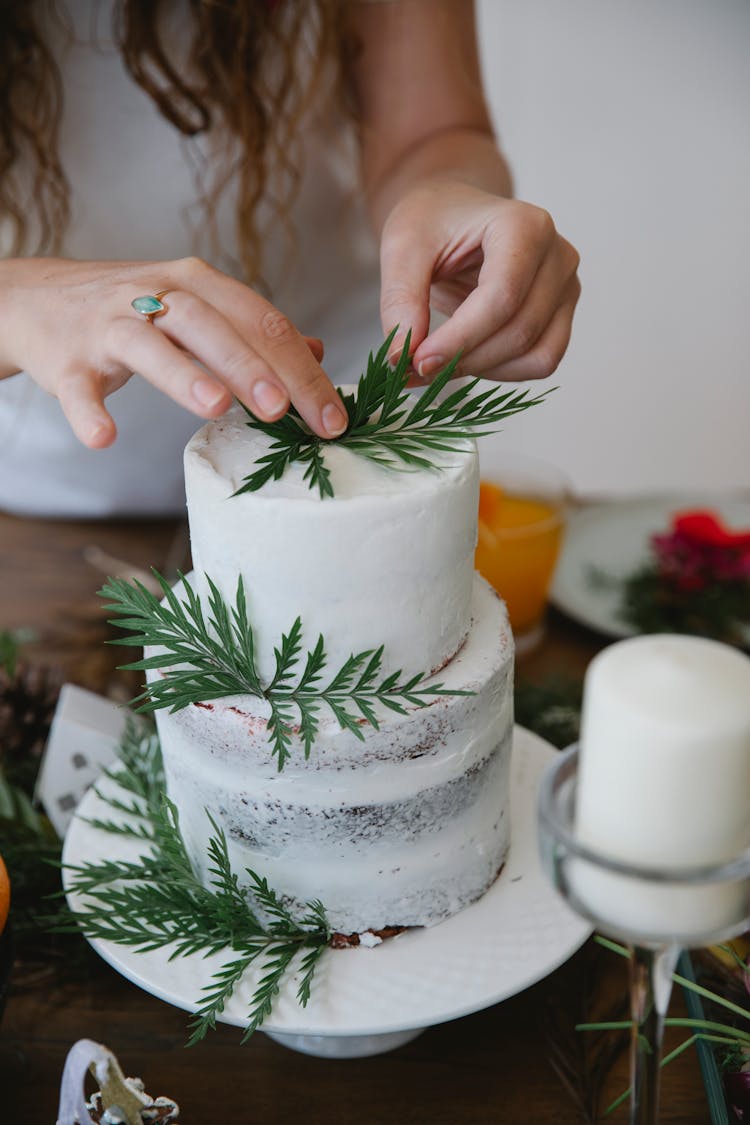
<box><xmin>378</xmin><ymin>181</ymin><xmax>581</xmax><ymax>382</ymax></box>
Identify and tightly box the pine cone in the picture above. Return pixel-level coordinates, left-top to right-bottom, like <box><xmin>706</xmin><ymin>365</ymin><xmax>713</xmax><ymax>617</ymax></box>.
<box><xmin>0</xmin><ymin>659</ymin><xmax>61</xmax><ymax>790</ymax></box>
<box><xmin>85</xmin><ymin>1090</ymin><xmax>180</xmax><ymax>1123</ymax></box>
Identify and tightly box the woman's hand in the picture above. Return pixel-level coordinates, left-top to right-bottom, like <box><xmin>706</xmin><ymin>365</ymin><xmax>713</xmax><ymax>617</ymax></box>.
<box><xmin>0</xmin><ymin>256</ymin><xmax>349</xmax><ymax>448</ymax></box>
<box><xmin>379</xmin><ymin>182</ymin><xmax>581</xmax><ymax>382</ymax></box>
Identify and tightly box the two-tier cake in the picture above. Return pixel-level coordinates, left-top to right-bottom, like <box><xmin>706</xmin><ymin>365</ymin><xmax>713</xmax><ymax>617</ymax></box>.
<box><xmin>150</xmin><ymin>403</ymin><xmax>514</xmax><ymax>935</ymax></box>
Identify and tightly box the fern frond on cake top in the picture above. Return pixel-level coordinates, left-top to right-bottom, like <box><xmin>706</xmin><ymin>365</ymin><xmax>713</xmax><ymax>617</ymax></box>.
<box><xmin>235</xmin><ymin>329</ymin><xmax>552</xmax><ymax>498</ymax></box>
<box><xmin>100</xmin><ymin>570</ymin><xmax>470</xmax><ymax>771</ymax></box>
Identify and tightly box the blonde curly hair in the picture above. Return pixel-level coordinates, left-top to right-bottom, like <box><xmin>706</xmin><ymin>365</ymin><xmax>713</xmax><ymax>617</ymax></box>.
<box><xmin>0</xmin><ymin>0</ymin><xmax>356</xmax><ymax>281</ymax></box>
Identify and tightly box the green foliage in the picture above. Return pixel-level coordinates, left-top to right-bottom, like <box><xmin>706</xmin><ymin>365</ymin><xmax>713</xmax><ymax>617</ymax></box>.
<box><xmin>618</xmin><ymin>564</ymin><xmax>749</xmax><ymax>646</ymax></box>
<box><xmin>513</xmin><ymin>676</ymin><xmax>582</xmax><ymax>750</ymax></box>
<box><xmin>0</xmin><ymin>772</ymin><xmax>45</xmax><ymax>834</ymax></box>
<box><xmin>101</xmin><ymin>571</ymin><xmax>469</xmax><ymax>770</ymax></box>
<box><xmin>62</xmin><ymin>718</ymin><xmax>331</xmax><ymax>1045</ymax></box>
<box><xmin>0</xmin><ymin>627</ymin><xmax>37</xmax><ymax>678</ymax></box>
<box><xmin>578</xmin><ymin>936</ymin><xmax>750</xmax><ymax>1116</ymax></box>
<box><xmin>235</xmin><ymin>330</ymin><xmax>551</xmax><ymax>498</ymax></box>
<box><xmin>0</xmin><ymin>629</ymin><xmax>20</xmax><ymax>676</ymax></box>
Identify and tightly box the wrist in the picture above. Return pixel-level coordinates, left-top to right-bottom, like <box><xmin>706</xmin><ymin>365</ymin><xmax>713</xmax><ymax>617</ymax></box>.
<box><xmin>0</xmin><ymin>257</ymin><xmax>61</xmax><ymax>379</ymax></box>
<box><xmin>366</xmin><ymin>126</ymin><xmax>513</xmax><ymax>233</ymax></box>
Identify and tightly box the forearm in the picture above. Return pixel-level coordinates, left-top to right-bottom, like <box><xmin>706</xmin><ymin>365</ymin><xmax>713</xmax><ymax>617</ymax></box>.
<box><xmin>348</xmin><ymin>0</ymin><xmax>512</xmax><ymax>232</ymax></box>
<box><xmin>365</xmin><ymin>125</ymin><xmax>513</xmax><ymax>236</ymax></box>
<box><xmin>0</xmin><ymin>259</ymin><xmax>27</xmax><ymax>379</ymax></box>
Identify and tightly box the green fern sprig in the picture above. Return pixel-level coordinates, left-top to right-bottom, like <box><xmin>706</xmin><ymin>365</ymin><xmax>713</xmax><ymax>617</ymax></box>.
<box><xmin>62</xmin><ymin>726</ymin><xmax>330</xmax><ymax>1045</ymax></box>
<box><xmin>101</xmin><ymin>571</ymin><xmax>469</xmax><ymax>771</ymax></box>
<box><xmin>233</xmin><ymin>412</ymin><xmax>334</xmax><ymax>499</ymax></box>
<box><xmin>235</xmin><ymin>329</ymin><xmax>551</xmax><ymax>498</ymax></box>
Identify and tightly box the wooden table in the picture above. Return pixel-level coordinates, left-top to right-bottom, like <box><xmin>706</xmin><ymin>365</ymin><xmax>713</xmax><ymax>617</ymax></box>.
<box><xmin>0</xmin><ymin>511</ymin><xmax>711</xmax><ymax>1124</ymax></box>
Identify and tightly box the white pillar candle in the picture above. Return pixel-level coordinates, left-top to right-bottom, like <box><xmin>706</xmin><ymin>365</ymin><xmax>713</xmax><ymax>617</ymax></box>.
<box><xmin>573</xmin><ymin>634</ymin><xmax>750</xmax><ymax>942</ymax></box>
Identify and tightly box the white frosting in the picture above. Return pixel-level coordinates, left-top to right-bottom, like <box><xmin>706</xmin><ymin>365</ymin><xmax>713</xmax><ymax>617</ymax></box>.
<box><xmin>151</xmin><ymin>402</ymin><xmax>516</xmax><ymax>936</ymax></box>
<box><xmin>154</xmin><ymin>577</ymin><xmax>514</xmax><ymax>932</ymax></box>
<box><xmin>184</xmin><ymin>402</ymin><xmax>478</xmax><ymax>682</ymax></box>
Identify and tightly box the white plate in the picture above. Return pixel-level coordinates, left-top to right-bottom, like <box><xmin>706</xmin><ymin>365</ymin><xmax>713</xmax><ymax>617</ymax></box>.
<box><xmin>63</xmin><ymin>727</ymin><xmax>589</xmax><ymax>1047</ymax></box>
<box><xmin>551</xmin><ymin>494</ymin><xmax>750</xmax><ymax>642</ymax></box>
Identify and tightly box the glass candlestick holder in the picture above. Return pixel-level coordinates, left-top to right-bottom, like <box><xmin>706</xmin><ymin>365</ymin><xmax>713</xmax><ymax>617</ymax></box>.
<box><xmin>537</xmin><ymin>745</ymin><xmax>750</xmax><ymax>1125</ymax></box>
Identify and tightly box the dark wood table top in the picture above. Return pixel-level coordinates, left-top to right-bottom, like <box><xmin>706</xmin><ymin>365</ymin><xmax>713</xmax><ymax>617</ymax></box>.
<box><xmin>0</xmin><ymin>510</ymin><xmax>711</xmax><ymax>1124</ymax></box>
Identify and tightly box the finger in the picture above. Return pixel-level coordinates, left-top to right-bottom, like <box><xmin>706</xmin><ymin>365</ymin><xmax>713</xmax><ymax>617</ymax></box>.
<box><xmin>129</xmin><ymin>293</ymin><xmax>291</xmax><ymax>421</ymax></box>
<box><xmin>461</xmin><ymin>282</ymin><xmax>580</xmax><ymax>383</ymax></box>
<box><xmin>379</xmin><ymin>226</ymin><xmax>434</xmax><ymax>362</ymax></box>
<box><xmin>56</xmin><ymin>370</ymin><xmax>118</xmax><ymax>448</ymax></box>
<box><xmin>444</xmin><ymin>252</ymin><xmax>578</xmax><ymax>376</ymax></box>
<box><xmin>103</xmin><ymin>315</ymin><xmax>235</xmax><ymax>418</ymax></box>
<box><xmin>244</xmin><ymin>304</ymin><xmax>348</xmax><ymax>437</ymax></box>
<box><xmin>173</xmin><ymin>260</ymin><xmax>347</xmax><ymax>438</ymax></box>
<box><xmin>303</xmin><ymin>336</ymin><xmax>324</xmax><ymax>363</ymax></box>
<box><xmin>411</xmin><ymin>215</ymin><xmax>554</xmax><ymax>376</ymax></box>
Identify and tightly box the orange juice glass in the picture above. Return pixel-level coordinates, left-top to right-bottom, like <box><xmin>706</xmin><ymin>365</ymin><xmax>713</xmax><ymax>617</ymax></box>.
<box><xmin>475</xmin><ymin>450</ymin><xmax>567</xmax><ymax>654</ymax></box>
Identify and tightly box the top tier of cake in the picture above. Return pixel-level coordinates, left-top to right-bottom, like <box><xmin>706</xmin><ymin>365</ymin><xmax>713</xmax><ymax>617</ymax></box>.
<box><xmin>184</xmin><ymin>403</ymin><xmax>479</xmax><ymax>683</ymax></box>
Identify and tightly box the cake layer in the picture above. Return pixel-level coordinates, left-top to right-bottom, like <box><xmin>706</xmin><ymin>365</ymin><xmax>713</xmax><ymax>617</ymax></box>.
<box><xmin>155</xmin><ymin>577</ymin><xmax>514</xmax><ymax>933</ymax></box>
<box><xmin>184</xmin><ymin>402</ymin><xmax>478</xmax><ymax>683</ymax></box>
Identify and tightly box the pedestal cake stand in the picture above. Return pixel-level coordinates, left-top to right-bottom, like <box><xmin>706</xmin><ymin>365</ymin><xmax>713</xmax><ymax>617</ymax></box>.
<box><xmin>63</xmin><ymin>727</ymin><xmax>590</xmax><ymax>1057</ymax></box>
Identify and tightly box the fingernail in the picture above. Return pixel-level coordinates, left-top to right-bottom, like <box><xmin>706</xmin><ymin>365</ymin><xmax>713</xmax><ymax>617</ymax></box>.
<box><xmin>417</xmin><ymin>355</ymin><xmax>446</xmax><ymax>381</ymax></box>
<box><xmin>253</xmin><ymin>379</ymin><xmax>288</xmax><ymax>415</ymax></box>
<box><xmin>88</xmin><ymin>419</ymin><xmax>112</xmax><ymax>446</ymax></box>
<box><xmin>322</xmin><ymin>402</ymin><xmax>348</xmax><ymax>437</ymax></box>
<box><xmin>388</xmin><ymin>334</ymin><xmax>407</xmax><ymax>366</ymax></box>
<box><xmin>193</xmin><ymin>378</ymin><xmax>226</xmax><ymax>409</ymax></box>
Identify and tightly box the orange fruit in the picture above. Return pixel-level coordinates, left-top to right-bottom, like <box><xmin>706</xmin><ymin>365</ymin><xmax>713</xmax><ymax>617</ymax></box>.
<box><xmin>0</xmin><ymin>853</ymin><xmax>10</xmax><ymax>935</ymax></box>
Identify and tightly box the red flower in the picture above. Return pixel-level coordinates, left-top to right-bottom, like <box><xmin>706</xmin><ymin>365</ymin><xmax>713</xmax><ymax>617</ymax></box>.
<box><xmin>672</xmin><ymin>510</ymin><xmax>750</xmax><ymax>550</ymax></box>
<box><xmin>651</xmin><ymin>510</ymin><xmax>750</xmax><ymax>588</ymax></box>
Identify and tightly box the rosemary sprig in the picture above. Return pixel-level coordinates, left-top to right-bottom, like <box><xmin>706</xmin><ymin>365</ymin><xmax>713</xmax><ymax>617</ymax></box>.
<box><xmin>235</xmin><ymin>329</ymin><xmax>552</xmax><ymax>498</ymax></box>
<box><xmin>61</xmin><ymin>718</ymin><xmax>331</xmax><ymax>1045</ymax></box>
<box><xmin>100</xmin><ymin>570</ymin><xmax>468</xmax><ymax>771</ymax></box>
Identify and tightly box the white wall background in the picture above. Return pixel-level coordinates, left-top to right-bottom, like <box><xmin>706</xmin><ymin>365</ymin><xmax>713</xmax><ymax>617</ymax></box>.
<box><xmin>475</xmin><ymin>0</ymin><xmax>750</xmax><ymax>496</ymax></box>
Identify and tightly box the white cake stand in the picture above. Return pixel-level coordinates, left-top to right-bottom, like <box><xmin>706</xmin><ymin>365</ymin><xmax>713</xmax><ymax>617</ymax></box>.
<box><xmin>63</xmin><ymin>727</ymin><xmax>590</xmax><ymax>1058</ymax></box>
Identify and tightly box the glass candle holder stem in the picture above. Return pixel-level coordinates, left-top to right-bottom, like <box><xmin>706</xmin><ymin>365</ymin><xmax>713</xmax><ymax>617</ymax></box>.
<box><xmin>629</xmin><ymin>943</ymin><xmax>680</xmax><ymax>1125</ymax></box>
<box><xmin>538</xmin><ymin>742</ymin><xmax>750</xmax><ymax>1125</ymax></box>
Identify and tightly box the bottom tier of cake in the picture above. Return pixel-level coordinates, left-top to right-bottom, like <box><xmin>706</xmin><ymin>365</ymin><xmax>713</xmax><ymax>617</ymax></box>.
<box><xmin>154</xmin><ymin>577</ymin><xmax>514</xmax><ymax>934</ymax></box>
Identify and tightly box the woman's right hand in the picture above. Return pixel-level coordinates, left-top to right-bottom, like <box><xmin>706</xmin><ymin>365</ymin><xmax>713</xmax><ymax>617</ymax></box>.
<box><xmin>0</xmin><ymin>256</ymin><xmax>349</xmax><ymax>447</ymax></box>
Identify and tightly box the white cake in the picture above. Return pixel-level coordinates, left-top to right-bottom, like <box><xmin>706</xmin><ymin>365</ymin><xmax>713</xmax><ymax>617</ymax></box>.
<box><xmin>152</xmin><ymin>404</ymin><xmax>515</xmax><ymax>934</ymax></box>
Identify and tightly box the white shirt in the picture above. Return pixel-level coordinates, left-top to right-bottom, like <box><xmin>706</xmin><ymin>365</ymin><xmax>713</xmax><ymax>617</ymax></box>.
<box><xmin>0</xmin><ymin>5</ymin><xmax>382</xmax><ymax>516</ymax></box>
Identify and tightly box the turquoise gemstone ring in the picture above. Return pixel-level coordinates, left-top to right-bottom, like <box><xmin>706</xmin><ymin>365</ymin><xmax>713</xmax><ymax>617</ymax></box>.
<box><xmin>131</xmin><ymin>290</ymin><xmax>170</xmax><ymax>324</ymax></box>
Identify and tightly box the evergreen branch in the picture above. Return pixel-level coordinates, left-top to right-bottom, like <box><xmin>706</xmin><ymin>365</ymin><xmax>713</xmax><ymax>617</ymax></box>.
<box><xmin>82</xmin><ymin>814</ymin><xmax>155</xmax><ymax>842</ymax></box>
<box><xmin>101</xmin><ymin>715</ymin><xmax>162</xmax><ymax>790</ymax></box>
<box><xmin>0</xmin><ymin>773</ymin><xmax>45</xmax><ymax>833</ymax></box>
<box><xmin>268</xmin><ymin>618</ymin><xmax>304</xmax><ymax>692</ymax></box>
<box><xmin>102</xmin><ymin>571</ymin><xmax>472</xmax><ymax>771</ymax></box>
<box><xmin>101</xmin><ymin>572</ymin><xmax>265</xmax><ymax>714</ymax></box>
<box><xmin>236</xmin><ymin>329</ymin><xmax>552</xmax><ymax>497</ymax></box>
<box><xmin>240</xmin><ymin>940</ymin><xmax>300</xmax><ymax>1042</ymax></box>
<box><xmin>265</xmin><ymin>695</ymin><xmax>299</xmax><ymax>771</ymax></box>
<box><xmin>90</xmin><ymin>791</ymin><xmax>151</xmax><ymax>823</ymax></box>
<box><xmin>296</xmin><ymin>941</ymin><xmax>328</xmax><ymax>1008</ymax></box>
<box><xmin>0</xmin><ymin>628</ymin><xmax>22</xmax><ymax>676</ymax></box>
<box><xmin>65</xmin><ymin>725</ymin><xmax>330</xmax><ymax>1045</ymax></box>
<box><xmin>187</xmin><ymin>950</ymin><xmax>259</xmax><ymax>1046</ymax></box>
<box><xmin>299</xmin><ymin>444</ymin><xmax>334</xmax><ymax>499</ymax></box>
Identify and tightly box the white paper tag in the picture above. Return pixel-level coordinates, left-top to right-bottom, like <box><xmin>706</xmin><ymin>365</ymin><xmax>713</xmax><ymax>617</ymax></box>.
<box><xmin>35</xmin><ymin>684</ymin><xmax>126</xmax><ymax>838</ymax></box>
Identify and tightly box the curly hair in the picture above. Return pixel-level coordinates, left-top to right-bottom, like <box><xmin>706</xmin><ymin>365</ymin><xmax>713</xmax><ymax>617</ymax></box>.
<box><xmin>0</xmin><ymin>0</ymin><xmax>354</xmax><ymax>281</ymax></box>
